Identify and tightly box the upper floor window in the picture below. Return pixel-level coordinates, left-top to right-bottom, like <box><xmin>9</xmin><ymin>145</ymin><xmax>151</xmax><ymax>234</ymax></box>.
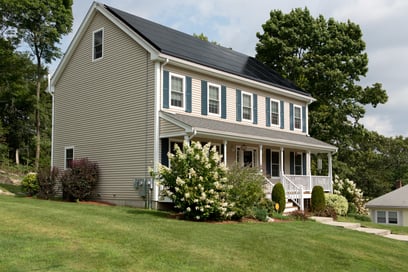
<box><xmin>170</xmin><ymin>73</ymin><xmax>184</xmax><ymax>108</ymax></box>
<box><xmin>208</xmin><ymin>84</ymin><xmax>220</xmax><ymax>115</ymax></box>
<box><xmin>93</xmin><ymin>28</ymin><xmax>104</xmax><ymax>60</ymax></box>
<box><xmin>65</xmin><ymin>147</ymin><xmax>74</xmax><ymax>169</ymax></box>
<box><xmin>242</xmin><ymin>92</ymin><xmax>252</xmax><ymax>121</ymax></box>
<box><xmin>271</xmin><ymin>100</ymin><xmax>280</xmax><ymax>126</ymax></box>
<box><xmin>294</xmin><ymin>105</ymin><xmax>302</xmax><ymax>130</ymax></box>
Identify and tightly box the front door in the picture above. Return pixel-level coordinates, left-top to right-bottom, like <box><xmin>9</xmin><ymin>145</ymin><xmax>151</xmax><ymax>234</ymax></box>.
<box><xmin>237</xmin><ymin>146</ymin><xmax>257</xmax><ymax>167</ymax></box>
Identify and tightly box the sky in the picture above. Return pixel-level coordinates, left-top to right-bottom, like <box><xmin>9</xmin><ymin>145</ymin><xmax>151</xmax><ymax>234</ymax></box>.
<box><xmin>52</xmin><ymin>0</ymin><xmax>408</xmax><ymax>137</ymax></box>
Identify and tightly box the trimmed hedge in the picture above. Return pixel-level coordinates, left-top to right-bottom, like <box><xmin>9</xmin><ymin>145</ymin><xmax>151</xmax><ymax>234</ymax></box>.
<box><xmin>311</xmin><ymin>186</ymin><xmax>325</xmax><ymax>213</ymax></box>
<box><xmin>271</xmin><ymin>182</ymin><xmax>286</xmax><ymax>213</ymax></box>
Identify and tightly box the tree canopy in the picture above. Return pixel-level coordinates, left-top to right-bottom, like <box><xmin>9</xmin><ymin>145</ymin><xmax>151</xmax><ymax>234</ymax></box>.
<box><xmin>255</xmin><ymin>8</ymin><xmax>395</xmax><ymax>197</ymax></box>
<box><xmin>1</xmin><ymin>0</ymin><xmax>73</xmax><ymax>169</ymax></box>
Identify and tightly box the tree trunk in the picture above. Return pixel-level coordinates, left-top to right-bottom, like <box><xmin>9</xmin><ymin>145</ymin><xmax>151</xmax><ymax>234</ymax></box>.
<box><xmin>15</xmin><ymin>148</ymin><xmax>20</xmax><ymax>165</ymax></box>
<box><xmin>35</xmin><ymin>61</ymin><xmax>41</xmax><ymax>171</ymax></box>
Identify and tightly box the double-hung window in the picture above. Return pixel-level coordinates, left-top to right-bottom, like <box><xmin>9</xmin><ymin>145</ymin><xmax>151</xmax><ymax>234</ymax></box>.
<box><xmin>271</xmin><ymin>151</ymin><xmax>280</xmax><ymax>177</ymax></box>
<box><xmin>93</xmin><ymin>28</ymin><xmax>103</xmax><ymax>60</ymax></box>
<box><xmin>65</xmin><ymin>147</ymin><xmax>74</xmax><ymax>169</ymax></box>
<box><xmin>242</xmin><ymin>92</ymin><xmax>252</xmax><ymax>121</ymax></box>
<box><xmin>376</xmin><ymin>210</ymin><xmax>399</xmax><ymax>225</ymax></box>
<box><xmin>271</xmin><ymin>100</ymin><xmax>280</xmax><ymax>126</ymax></box>
<box><xmin>170</xmin><ymin>74</ymin><xmax>184</xmax><ymax>108</ymax></box>
<box><xmin>295</xmin><ymin>153</ymin><xmax>302</xmax><ymax>175</ymax></box>
<box><xmin>208</xmin><ymin>84</ymin><xmax>220</xmax><ymax>115</ymax></box>
<box><xmin>294</xmin><ymin>105</ymin><xmax>302</xmax><ymax>130</ymax></box>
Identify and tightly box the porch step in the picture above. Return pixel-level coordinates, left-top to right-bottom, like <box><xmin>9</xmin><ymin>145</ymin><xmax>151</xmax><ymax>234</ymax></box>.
<box><xmin>283</xmin><ymin>201</ymin><xmax>299</xmax><ymax>215</ymax></box>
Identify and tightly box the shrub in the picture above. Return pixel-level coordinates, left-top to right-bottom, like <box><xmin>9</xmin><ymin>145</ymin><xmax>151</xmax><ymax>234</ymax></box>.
<box><xmin>314</xmin><ymin>206</ymin><xmax>337</xmax><ymax>220</ymax></box>
<box><xmin>325</xmin><ymin>193</ymin><xmax>348</xmax><ymax>216</ymax></box>
<box><xmin>253</xmin><ymin>207</ymin><xmax>268</xmax><ymax>222</ymax></box>
<box><xmin>155</xmin><ymin>141</ymin><xmax>234</xmax><ymax>221</ymax></box>
<box><xmin>21</xmin><ymin>172</ymin><xmax>38</xmax><ymax>196</ymax></box>
<box><xmin>37</xmin><ymin>167</ymin><xmax>59</xmax><ymax>200</ymax></box>
<box><xmin>271</xmin><ymin>182</ymin><xmax>286</xmax><ymax>213</ymax></box>
<box><xmin>61</xmin><ymin>158</ymin><xmax>99</xmax><ymax>201</ymax></box>
<box><xmin>257</xmin><ymin>198</ymin><xmax>275</xmax><ymax>216</ymax></box>
<box><xmin>288</xmin><ymin>210</ymin><xmax>308</xmax><ymax>221</ymax></box>
<box><xmin>333</xmin><ymin>175</ymin><xmax>367</xmax><ymax>215</ymax></box>
<box><xmin>311</xmin><ymin>186</ymin><xmax>325</xmax><ymax>213</ymax></box>
<box><xmin>226</xmin><ymin>164</ymin><xmax>266</xmax><ymax>219</ymax></box>
<box><xmin>348</xmin><ymin>213</ymin><xmax>371</xmax><ymax>222</ymax></box>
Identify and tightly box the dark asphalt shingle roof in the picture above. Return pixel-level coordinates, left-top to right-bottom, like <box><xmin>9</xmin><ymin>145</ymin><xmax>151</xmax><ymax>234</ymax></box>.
<box><xmin>105</xmin><ymin>5</ymin><xmax>310</xmax><ymax>97</ymax></box>
<box><xmin>161</xmin><ymin>112</ymin><xmax>336</xmax><ymax>152</ymax></box>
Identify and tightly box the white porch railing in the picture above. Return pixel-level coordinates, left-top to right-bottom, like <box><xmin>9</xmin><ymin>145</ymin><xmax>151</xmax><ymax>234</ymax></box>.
<box><xmin>264</xmin><ymin>175</ymin><xmax>332</xmax><ymax>211</ymax></box>
<box><xmin>284</xmin><ymin>175</ymin><xmax>332</xmax><ymax>193</ymax></box>
<box><xmin>281</xmin><ymin>175</ymin><xmax>304</xmax><ymax>211</ymax></box>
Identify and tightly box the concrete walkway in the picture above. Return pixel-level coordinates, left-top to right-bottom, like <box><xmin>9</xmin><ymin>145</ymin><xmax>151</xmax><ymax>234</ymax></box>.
<box><xmin>311</xmin><ymin>216</ymin><xmax>408</xmax><ymax>242</ymax></box>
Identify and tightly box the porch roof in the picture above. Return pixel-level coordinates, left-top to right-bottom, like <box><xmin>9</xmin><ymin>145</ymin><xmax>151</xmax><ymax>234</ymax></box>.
<box><xmin>160</xmin><ymin>112</ymin><xmax>337</xmax><ymax>153</ymax></box>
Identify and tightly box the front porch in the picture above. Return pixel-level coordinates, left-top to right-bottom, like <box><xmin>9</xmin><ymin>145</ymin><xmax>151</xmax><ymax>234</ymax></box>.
<box><xmin>159</xmin><ymin>112</ymin><xmax>337</xmax><ymax>211</ymax></box>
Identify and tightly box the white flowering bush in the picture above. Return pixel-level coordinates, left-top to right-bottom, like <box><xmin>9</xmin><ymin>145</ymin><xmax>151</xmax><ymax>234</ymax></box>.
<box><xmin>325</xmin><ymin>193</ymin><xmax>348</xmax><ymax>216</ymax></box>
<box><xmin>154</xmin><ymin>141</ymin><xmax>234</xmax><ymax>221</ymax></box>
<box><xmin>333</xmin><ymin>175</ymin><xmax>367</xmax><ymax>215</ymax></box>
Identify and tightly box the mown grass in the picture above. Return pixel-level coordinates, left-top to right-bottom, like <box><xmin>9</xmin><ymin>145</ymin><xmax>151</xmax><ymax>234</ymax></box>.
<box><xmin>1</xmin><ymin>195</ymin><xmax>408</xmax><ymax>272</ymax></box>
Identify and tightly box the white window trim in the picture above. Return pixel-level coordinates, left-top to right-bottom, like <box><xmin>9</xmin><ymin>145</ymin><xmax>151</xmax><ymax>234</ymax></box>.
<box><xmin>376</xmin><ymin>210</ymin><xmax>399</xmax><ymax>225</ymax></box>
<box><xmin>241</xmin><ymin>91</ymin><xmax>252</xmax><ymax>122</ymax></box>
<box><xmin>64</xmin><ymin>146</ymin><xmax>74</xmax><ymax>170</ymax></box>
<box><xmin>293</xmin><ymin>104</ymin><xmax>302</xmax><ymax>131</ymax></box>
<box><xmin>236</xmin><ymin>145</ymin><xmax>258</xmax><ymax>167</ymax></box>
<box><xmin>208</xmin><ymin>83</ymin><xmax>221</xmax><ymax>116</ymax></box>
<box><xmin>271</xmin><ymin>150</ymin><xmax>280</xmax><ymax>177</ymax></box>
<box><xmin>92</xmin><ymin>28</ymin><xmax>104</xmax><ymax>61</ymax></box>
<box><xmin>270</xmin><ymin>99</ymin><xmax>280</xmax><ymax>127</ymax></box>
<box><xmin>169</xmin><ymin>72</ymin><xmax>185</xmax><ymax>110</ymax></box>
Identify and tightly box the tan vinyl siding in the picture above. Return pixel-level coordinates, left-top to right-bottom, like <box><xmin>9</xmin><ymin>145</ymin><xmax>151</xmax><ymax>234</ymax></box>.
<box><xmin>162</xmin><ymin>64</ymin><xmax>308</xmax><ymax>135</ymax></box>
<box><xmin>160</xmin><ymin>119</ymin><xmax>185</xmax><ymax>136</ymax></box>
<box><xmin>54</xmin><ymin>11</ymin><xmax>155</xmax><ymax>206</ymax></box>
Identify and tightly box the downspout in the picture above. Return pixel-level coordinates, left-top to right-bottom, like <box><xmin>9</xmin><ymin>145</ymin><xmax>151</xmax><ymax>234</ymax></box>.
<box><xmin>153</xmin><ymin>58</ymin><xmax>169</xmax><ymax>203</ymax></box>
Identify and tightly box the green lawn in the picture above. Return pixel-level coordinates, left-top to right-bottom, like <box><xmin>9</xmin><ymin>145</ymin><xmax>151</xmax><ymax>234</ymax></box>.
<box><xmin>1</xmin><ymin>196</ymin><xmax>408</xmax><ymax>272</ymax></box>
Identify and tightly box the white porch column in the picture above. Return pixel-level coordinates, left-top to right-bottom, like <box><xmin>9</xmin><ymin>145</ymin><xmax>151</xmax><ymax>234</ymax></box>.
<box><xmin>259</xmin><ymin>144</ymin><xmax>263</xmax><ymax>172</ymax></box>
<box><xmin>223</xmin><ymin>140</ymin><xmax>227</xmax><ymax>167</ymax></box>
<box><xmin>280</xmin><ymin>147</ymin><xmax>285</xmax><ymax>176</ymax></box>
<box><xmin>153</xmin><ymin>61</ymin><xmax>161</xmax><ymax>202</ymax></box>
<box><xmin>306</xmin><ymin>151</ymin><xmax>311</xmax><ymax>175</ymax></box>
<box><xmin>184</xmin><ymin>135</ymin><xmax>190</xmax><ymax>146</ymax></box>
<box><xmin>328</xmin><ymin>152</ymin><xmax>333</xmax><ymax>180</ymax></box>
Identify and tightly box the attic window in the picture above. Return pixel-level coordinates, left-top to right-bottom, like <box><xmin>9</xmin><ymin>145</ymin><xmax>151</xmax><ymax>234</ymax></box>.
<box><xmin>93</xmin><ymin>28</ymin><xmax>104</xmax><ymax>60</ymax></box>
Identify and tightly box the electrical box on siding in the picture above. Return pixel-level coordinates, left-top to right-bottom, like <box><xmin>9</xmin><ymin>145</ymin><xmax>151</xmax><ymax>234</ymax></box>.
<box><xmin>134</xmin><ymin>178</ymin><xmax>152</xmax><ymax>197</ymax></box>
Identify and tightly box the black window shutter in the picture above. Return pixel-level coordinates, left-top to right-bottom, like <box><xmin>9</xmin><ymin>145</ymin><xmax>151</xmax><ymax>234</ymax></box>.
<box><xmin>161</xmin><ymin>138</ymin><xmax>169</xmax><ymax>166</ymax></box>
<box><xmin>289</xmin><ymin>103</ymin><xmax>294</xmax><ymax>131</ymax></box>
<box><xmin>201</xmin><ymin>80</ymin><xmax>208</xmax><ymax>115</ymax></box>
<box><xmin>302</xmin><ymin>106</ymin><xmax>306</xmax><ymax>133</ymax></box>
<box><xmin>280</xmin><ymin>100</ymin><xmax>284</xmax><ymax>129</ymax></box>
<box><xmin>163</xmin><ymin>71</ymin><xmax>169</xmax><ymax>108</ymax></box>
<box><xmin>266</xmin><ymin>149</ymin><xmax>271</xmax><ymax>176</ymax></box>
<box><xmin>253</xmin><ymin>93</ymin><xmax>258</xmax><ymax>124</ymax></box>
<box><xmin>290</xmin><ymin>151</ymin><xmax>295</xmax><ymax>174</ymax></box>
<box><xmin>185</xmin><ymin>76</ymin><xmax>192</xmax><ymax>113</ymax></box>
<box><xmin>303</xmin><ymin>153</ymin><xmax>307</xmax><ymax>175</ymax></box>
<box><xmin>265</xmin><ymin>97</ymin><xmax>271</xmax><ymax>127</ymax></box>
<box><xmin>236</xmin><ymin>89</ymin><xmax>242</xmax><ymax>121</ymax></box>
<box><xmin>221</xmin><ymin>85</ymin><xmax>227</xmax><ymax>119</ymax></box>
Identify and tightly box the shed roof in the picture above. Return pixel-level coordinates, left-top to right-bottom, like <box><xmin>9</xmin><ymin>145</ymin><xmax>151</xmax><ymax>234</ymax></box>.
<box><xmin>105</xmin><ymin>5</ymin><xmax>309</xmax><ymax>97</ymax></box>
<box><xmin>366</xmin><ymin>185</ymin><xmax>408</xmax><ymax>209</ymax></box>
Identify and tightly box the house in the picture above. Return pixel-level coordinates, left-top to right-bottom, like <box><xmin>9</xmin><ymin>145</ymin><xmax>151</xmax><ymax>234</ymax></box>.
<box><xmin>50</xmin><ymin>2</ymin><xmax>337</xmax><ymax>209</ymax></box>
<box><xmin>366</xmin><ymin>185</ymin><xmax>408</xmax><ymax>226</ymax></box>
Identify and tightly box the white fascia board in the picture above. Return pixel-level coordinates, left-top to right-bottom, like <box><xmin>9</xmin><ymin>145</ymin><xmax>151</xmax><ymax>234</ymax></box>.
<box><xmin>196</xmin><ymin>128</ymin><xmax>336</xmax><ymax>153</ymax></box>
<box><xmin>51</xmin><ymin>2</ymin><xmax>161</xmax><ymax>87</ymax></box>
<box><xmin>159</xmin><ymin>53</ymin><xmax>316</xmax><ymax>104</ymax></box>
